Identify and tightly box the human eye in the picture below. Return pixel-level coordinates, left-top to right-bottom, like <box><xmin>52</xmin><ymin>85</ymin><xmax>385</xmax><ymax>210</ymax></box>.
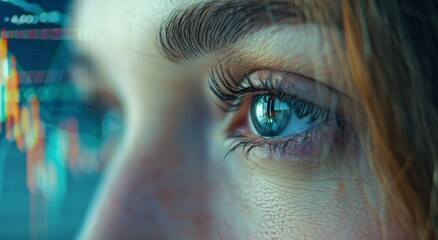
<box><xmin>209</xmin><ymin>63</ymin><xmax>351</xmax><ymax>163</ymax></box>
<box><xmin>250</xmin><ymin>93</ymin><xmax>329</xmax><ymax>138</ymax></box>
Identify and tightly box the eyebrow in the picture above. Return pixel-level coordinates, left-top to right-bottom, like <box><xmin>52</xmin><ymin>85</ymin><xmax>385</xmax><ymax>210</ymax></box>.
<box><xmin>159</xmin><ymin>0</ymin><xmax>310</xmax><ymax>62</ymax></box>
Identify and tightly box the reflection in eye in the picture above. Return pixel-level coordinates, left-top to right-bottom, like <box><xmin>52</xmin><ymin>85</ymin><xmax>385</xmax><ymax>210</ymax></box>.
<box><xmin>209</xmin><ymin>66</ymin><xmax>349</xmax><ymax>160</ymax></box>
<box><xmin>250</xmin><ymin>94</ymin><xmax>329</xmax><ymax>138</ymax></box>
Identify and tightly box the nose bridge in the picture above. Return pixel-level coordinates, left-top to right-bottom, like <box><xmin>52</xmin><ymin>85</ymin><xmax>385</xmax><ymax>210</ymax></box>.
<box><xmin>82</xmin><ymin>84</ymin><xmax>214</xmax><ymax>239</ymax></box>
<box><xmin>155</xmin><ymin>85</ymin><xmax>209</xmax><ymax>170</ymax></box>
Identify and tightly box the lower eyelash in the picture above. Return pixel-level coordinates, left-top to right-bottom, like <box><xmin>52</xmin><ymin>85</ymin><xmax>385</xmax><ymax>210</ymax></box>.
<box><xmin>224</xmin><ymin>114</ymin><xmax>348</xmax><ymax>160</ymax></box>
<box><xmin>224</xmin><ymin>131</ymin><xmax>313</xmax><ymax>160</ymax></box>
<box><xmin>225</xmin><ymin>123</ymin><xmax>316</xmax><ymax>159</ymax></box>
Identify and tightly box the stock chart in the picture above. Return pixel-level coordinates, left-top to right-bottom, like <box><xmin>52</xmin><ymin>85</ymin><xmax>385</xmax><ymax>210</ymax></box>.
<box><xmin>0</xmin><ymin>0</ymin><xmax>122</xmax><ymax>238</ymax></box>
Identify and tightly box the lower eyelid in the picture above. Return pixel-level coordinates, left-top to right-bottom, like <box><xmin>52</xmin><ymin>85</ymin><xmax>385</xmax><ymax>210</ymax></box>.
<box><xmin>227</xmin><ymin>118</ymin><xmax>347</xmax><ymax>162</ymax></box>
<box><xmin>277</xmin><ymin>124</ymin><xmax>335</xmax><ymax>158</ymax></box>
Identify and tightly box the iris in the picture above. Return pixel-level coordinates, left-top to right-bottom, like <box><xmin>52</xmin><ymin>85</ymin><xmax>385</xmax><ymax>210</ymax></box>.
<box><xmin>250</xmin><ymin>94</ymin><xmax>330</xmax><ymax>138</ymax></box>
<box><xmin>251</xmin><ymin>95</ymin><xmax>291</xmax><ymax>137</ymax></box>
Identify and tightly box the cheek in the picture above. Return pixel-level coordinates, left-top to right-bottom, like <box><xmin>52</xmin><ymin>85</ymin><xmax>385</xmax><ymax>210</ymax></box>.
<box><xmin>216</xmin><ymin>137</ymin><xmax>387</xmax><ymax>239</ymax></box>
<box><xmin>89</xmin><ymin>149</ymin><xmax>238</xmax><ymax>239</ymax></box>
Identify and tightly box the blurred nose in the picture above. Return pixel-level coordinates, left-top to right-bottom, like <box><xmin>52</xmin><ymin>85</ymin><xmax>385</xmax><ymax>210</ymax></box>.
<box><xmin>79</xmin><ymin>83</ymin><xmax>214</xmax><ymax>239</ymax></box>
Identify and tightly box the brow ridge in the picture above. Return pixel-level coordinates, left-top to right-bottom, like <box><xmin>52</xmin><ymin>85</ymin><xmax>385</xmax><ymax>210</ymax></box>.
<box><xmin>159</xmin><ymin>0</ymin><xmax>305</xmax><ymax>62</ymax></box>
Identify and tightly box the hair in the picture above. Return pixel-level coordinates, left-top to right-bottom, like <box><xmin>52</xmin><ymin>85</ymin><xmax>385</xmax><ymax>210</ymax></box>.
<box><xmin>340</xmin><ymin>0</ymin><xmax>438</xmax><ymax>239</ymax></box>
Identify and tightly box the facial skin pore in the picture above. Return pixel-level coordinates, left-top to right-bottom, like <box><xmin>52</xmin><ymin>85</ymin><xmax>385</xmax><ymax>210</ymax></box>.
<box><xmin>72</xmin><ymin>0</ymin><xmax>408</xmax><ymax>239</ymax></box>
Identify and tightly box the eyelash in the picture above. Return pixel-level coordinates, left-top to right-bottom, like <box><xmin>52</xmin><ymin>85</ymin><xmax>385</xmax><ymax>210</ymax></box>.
<box><xmin>208</xmin><ymin>63</ymin><xmax>347</xmax><ymax>159</ymax></box>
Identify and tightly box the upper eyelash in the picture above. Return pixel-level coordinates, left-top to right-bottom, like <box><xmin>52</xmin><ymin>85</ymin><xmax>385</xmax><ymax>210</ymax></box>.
<box><xmin>208</xmin><ymin>63</ymin><xmax>332</xmax><ymax>121</ymax></box>
<box><xmin>208</xmin><ymin>63</ymin><xmax>256</xmax><ymax>112</ymax></box>
<box><xmin>209</xmin><ymin>63</ymin><xmax>296</xmax><ymax>112</ymax></box>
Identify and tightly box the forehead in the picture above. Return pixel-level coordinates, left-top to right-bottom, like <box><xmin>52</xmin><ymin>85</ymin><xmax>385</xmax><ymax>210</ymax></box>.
<box><xmin>71</xmin><ymin>0</ymin><xmax>348</xmax><ymax>96</ymax></box>
<box><xmin>70</xmin><ymin>0</ymin><xmax>187</xmax><ymax>97</ymax></box>
<box><xmin>71</xmin><ymin>0</ymin><xmax>341</xmax><ymax>64</ymax></box>
<box><xmin>72</xmin><ymin>0</ymin><xmax>204</xmax><ymax>52</ymax></box>
<box><xmin>73</xmin><ymin>0</ymin><xmax>163</xmax><ymax>56</ymax></box>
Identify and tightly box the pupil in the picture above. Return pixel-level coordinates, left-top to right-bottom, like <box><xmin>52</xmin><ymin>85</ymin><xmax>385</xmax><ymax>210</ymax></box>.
<box><xmin>251</xmin><ymin>95</ymin><xmax>291</xmax><ymax>137</ymax></box>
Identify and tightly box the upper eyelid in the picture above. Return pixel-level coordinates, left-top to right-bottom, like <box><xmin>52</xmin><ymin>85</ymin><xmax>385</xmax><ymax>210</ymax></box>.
<box><xmin>208</xmin><ymin>61</ymin><xmax>352</xmax><ymax>106</ymax></box>
<box><xmin>160</xmin><ymin>2</ymin><xmax>352</xmax><ymax>104</ymax></box>
<box><xmin>207</xmin><ymin>66</ymin><xmax>361</xmax><ymax>133</ymax></box>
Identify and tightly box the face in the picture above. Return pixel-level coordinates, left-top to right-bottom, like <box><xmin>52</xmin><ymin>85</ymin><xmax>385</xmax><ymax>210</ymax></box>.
<box><xmin>72</xmin><ymin>0</ymin><xmax>408</xmax><ymax>239</ymax></box>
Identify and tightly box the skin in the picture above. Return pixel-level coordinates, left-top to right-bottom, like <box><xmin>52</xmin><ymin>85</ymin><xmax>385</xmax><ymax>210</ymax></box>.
<box><xmin>71</xmin><ymin>0</ymin><xmax>409</xmax><ymax>239</ymax></box>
